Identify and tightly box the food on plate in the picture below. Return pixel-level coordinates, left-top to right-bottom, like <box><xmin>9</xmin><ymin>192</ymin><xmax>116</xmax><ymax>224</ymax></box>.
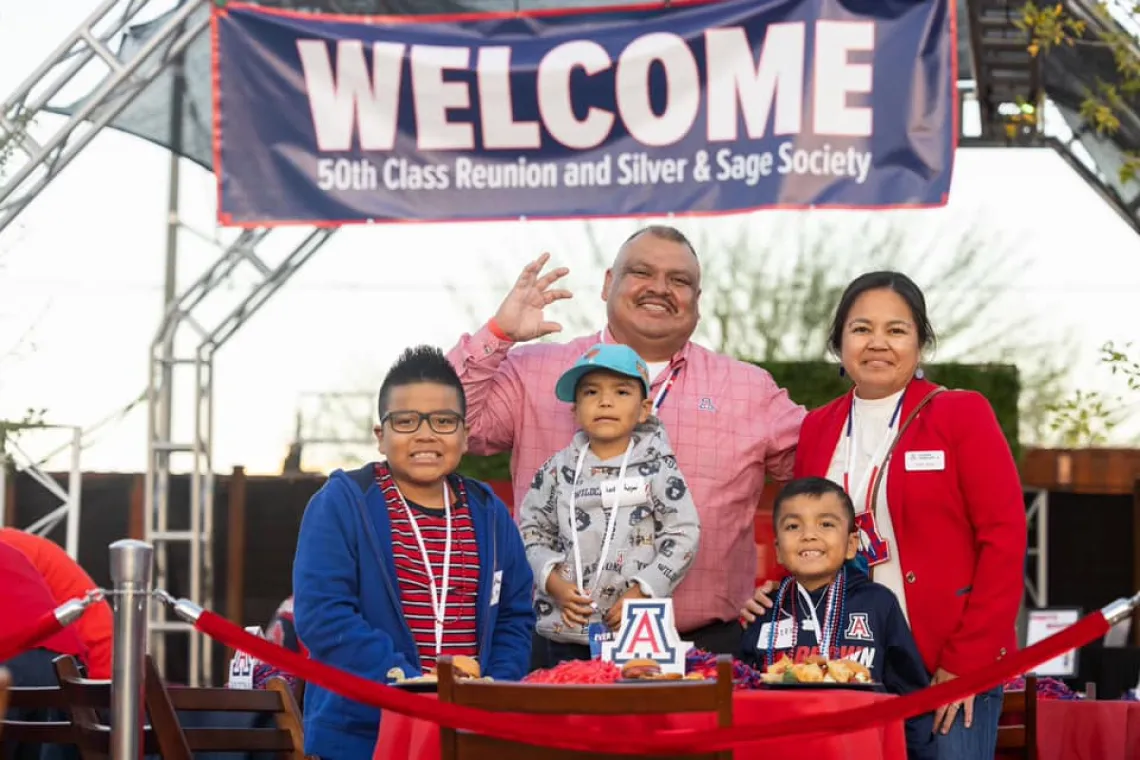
<box><xmin>522</xmin><ymin>657</ymin><xmax>716</xmax><ymax>686</ymax></box>
<box><xmin>403</xmin><ymin>674</ymin><xmax>440</xmax><ymax>684</ymax></box>
<box><xmin>826</xmin><ymin>659</ymin><xmax>870</xmax><ymax>684</ymax></box>
<box><xmin>387</xmin><ymin>667</ymin><xmax>435</xmax><ymax>684</ymax></box>
<box><xmin>792</xmin><ymin>662</ymin><xmax>826</xmax><ymax>683</ymax></box>
<box><xmin>386</xmin><ymin>656</ymin><xmax>488</xmax><ymax>685</ymax></box>
<box><xmin>621</xmin><ymin>658</ymin><xmax>663</xmax><ymax>679</ymax></box>
<box><xmin>620</xmin><ymin>659</ymin><xmax>705</xmax><ymax>681</ymax></box>
<box><xmin>386</xmin><ymin>667</ymin><xmax>407</xmax><ymax>682</ymax></box>
<box><xmin>523</xmin><ymin>659</ymin><xmax>622</xmax><ymax>684</ymax></box>
<box><xmin>761</xmin><ymin>655</ymin><xmax>872</xmax><ymax>685</ymax></box>
<box><xmin>451</xmin><ymin>655</ymin><xmax>482</xmax><ymax>679</ymax></box>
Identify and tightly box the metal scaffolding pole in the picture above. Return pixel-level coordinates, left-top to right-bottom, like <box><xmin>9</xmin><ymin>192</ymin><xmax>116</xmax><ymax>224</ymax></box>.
<box><xmin>0</xmin><ymin>425</ymin><xmax>85</xmax><ymax>558</ymax></box>
<box><xmin>146</xmin><ymin>226</ymin><xmax>336</xmax><ymax>685</ymax></box>
<box><xmin>0</xmin><ymin>0</ymin><xmax>208</xmax><ymax>234</ymax></box>
<box><xmin>0</xmin><ymin>0</ymin><xmax>339</xmax><ymax>684</ymax></box>
<box><xmin>151</xmin><ymin>36</ymin><xmax>188</xmax><ymax>681</ymax></box>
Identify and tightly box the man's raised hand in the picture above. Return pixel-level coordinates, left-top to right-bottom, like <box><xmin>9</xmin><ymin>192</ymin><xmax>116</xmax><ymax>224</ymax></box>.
<box><xmin>492</xmin><ymin>253</ymin><xmax>572</xmax><ymax>343</ymax></box>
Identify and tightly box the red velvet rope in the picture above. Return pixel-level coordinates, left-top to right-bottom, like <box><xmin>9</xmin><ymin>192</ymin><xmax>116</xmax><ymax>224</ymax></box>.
<box><xmin>195</xmin><ymin>609</ymin><xmax>1108</xmax><ymax>754</ymax></box>
<box><xmin>0</xmin><ymin>610</ymin><xmax>65</xmax><ymax>664</ymax></box>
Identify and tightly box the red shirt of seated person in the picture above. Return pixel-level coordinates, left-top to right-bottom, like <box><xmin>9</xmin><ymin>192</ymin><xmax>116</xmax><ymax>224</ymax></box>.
<box><xmin>0</xmin><ymin>529</ymin><xmax>113</xmax><ymax>678</ymax></box>
<box><xmin>0</xmin><ymin>541</ymin><xmax>89</xmax><ymax>669</ymax></box>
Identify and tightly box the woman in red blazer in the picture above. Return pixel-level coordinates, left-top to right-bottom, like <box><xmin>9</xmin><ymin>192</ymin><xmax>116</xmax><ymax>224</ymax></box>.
<box><xmin>795</xmin><ymin>272</ymin><xmax>1026</xmax><ymax>760</ymax></box>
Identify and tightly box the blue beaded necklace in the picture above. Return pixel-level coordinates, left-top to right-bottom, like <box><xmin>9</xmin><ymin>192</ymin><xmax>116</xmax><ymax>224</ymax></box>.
<box><xmin>765</xmin><ymin>566</ymin><xmax>847</xmax><ymax>667</ymax></box>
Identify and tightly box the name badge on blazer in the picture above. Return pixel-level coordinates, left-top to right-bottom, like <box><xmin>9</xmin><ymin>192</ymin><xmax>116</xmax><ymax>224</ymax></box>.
<box><xmin>601</xmin><ymin>476</ymin><xmax>649</xmax><ymax>507</ymax></box>
<box><xmin>905</xmin><ymin>450</ymin><xmax>946</xmax><ymax>471</ymax></box>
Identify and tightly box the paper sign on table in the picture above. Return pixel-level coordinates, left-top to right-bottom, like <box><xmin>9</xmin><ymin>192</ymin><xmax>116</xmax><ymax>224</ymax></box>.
<box><xmin>226</xmin><ymin>625</ymin><xmax>265</xmax><ymax>689</ymax></box>
<box><xmin>601</xmin><ymin>598</ymin><xmax>692</xmax><ymax>676</ymax></box>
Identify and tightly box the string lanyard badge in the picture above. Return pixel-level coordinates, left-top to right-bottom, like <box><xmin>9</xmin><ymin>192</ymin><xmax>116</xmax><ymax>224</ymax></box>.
<box><xmin>398</xmin><ymin>482</ymin><xmax>452</xmax><ymax>657</ymax></box>
<box><xmin>842</xmin><ymin>394</ymin><xmax>905</xmax><ymax>513</ymax></box>
<box><xmin>569</xmin><ymin>439</ymin><xmax>634</xmax><ymax>611</ymax></box>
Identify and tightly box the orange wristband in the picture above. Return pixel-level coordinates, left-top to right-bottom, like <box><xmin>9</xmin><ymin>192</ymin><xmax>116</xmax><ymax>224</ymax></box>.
<box><xmin>488</xmin><ymin>318</ymin><xmax>512</xmax><ymax>342</ymax></box>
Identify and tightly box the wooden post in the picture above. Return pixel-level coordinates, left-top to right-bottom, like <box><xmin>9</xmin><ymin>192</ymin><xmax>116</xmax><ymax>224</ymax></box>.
<box><xmin>1132</xmin><ymin>478</ymin><xmax>1140</xmax><ymax>647</ymax></box>
<box><xmin>225</xmin><ymin>466</ymin><xmax>248</xmax><ymax>662</ymax></box>
<box><xmin>3</xmin><ymin>461</ymin><xmax>16</xmax><ymax>527</ymax></box>
<box><xmin>128</xmin><ymin>474</ymin><xmax>145</xmax><ymax>540</ymax></box>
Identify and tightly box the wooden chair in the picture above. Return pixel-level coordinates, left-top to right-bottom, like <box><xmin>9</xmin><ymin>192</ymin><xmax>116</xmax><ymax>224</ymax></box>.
<box><xmin>437</xmin><ymin>656</ymin><xmax>734</xmax><ymax>760</ymax></box>
<box><xmin>51</xmin><ymin>655</ymin><xmax>307</xmax><ymax>760</ymax></box>
<box><xmin>2</xmin><ymin>666</ymin><xmax>81</xmax><ymax>751</ymax></box>
<box><xmin>53</xmin><ymin>655</ymin><xmax>169</xmax><ymax>760</ymax></box>
<box><xmin>996</xmin><ymin>674</ymin><xmax>1038</xmax><ymax>760</ymax></box>
<box><xmin>145</xmin><ymin>656</ymin><xmax>308</xmax><ymax>759</ymax></box>
<box><xmin>0</xmin><ymin>668</ymin><xmax>10</xmax><ymax>740</ymax></box>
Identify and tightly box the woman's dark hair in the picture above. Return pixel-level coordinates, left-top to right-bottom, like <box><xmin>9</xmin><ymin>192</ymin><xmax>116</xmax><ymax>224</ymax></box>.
<box><xmin>827</xmin><ymin>271</ymin><xmax>936</xmax><ymax>356</ymax></box>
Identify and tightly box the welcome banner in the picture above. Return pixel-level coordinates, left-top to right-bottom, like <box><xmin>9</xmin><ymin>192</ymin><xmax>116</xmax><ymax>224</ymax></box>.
<box><xmin>213</xmin><ymin>0</ymin><xmax>955</xmax><ymax>226</ymax></box>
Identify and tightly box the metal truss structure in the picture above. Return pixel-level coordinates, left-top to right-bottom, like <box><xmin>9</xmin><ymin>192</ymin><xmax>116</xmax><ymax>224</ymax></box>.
<box><xmin>0</xmin><ymin>0</ymin><xmax>338</xmax><ymax>684</ymax></box>
<box><xmin>145</xmin><ymin>226</ymin><xmax>334</xmax><ymax>684</ymax></box>
<box><xmin>1024</xmin><ymin>488</ymin><xmax>1049</xmax><ymax>609</ymax></box>
<box><xmin>0</xmin><ymin>426</ymin><xmax>84</xmax><ymax>558</ymax></box>
<box><xmin>0</xmin><ymin>0</ymin><xmax>205</xmax><ymax>234</ymax></box>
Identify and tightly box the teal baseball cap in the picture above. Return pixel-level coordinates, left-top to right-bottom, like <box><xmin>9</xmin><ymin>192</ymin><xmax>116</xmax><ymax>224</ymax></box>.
<box><xmin>555</xmin><ymin>343</ymin><xmax>652</xmax><ymax>403</ymax></box>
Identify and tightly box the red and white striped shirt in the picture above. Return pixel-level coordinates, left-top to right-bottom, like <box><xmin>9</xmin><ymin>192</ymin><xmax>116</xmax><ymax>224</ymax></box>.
<box><xmin>375</xmin><ymin>464</ymin><xmax>481</xmax><ymax>671</ymax></box>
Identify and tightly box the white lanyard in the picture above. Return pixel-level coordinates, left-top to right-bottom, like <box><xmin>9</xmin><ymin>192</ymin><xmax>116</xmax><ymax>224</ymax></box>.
<box><xmin>569</xmin><ymin>439</ymin><xmax>634</xmax><ymax>602</ymax></box>
<box><xmin>399</xmin><ymin>483</ymin><xmax>452</xmax><ymax>656</ymax></box>
<box><xmin>796</xmin><ymin>582</ymin><xmax>834</xmax><ymax>657</ymax></box>
<box><xmin>843</xmin><ymin>395</ymin><xmax>904</xmax><ymax>512</ymax></box>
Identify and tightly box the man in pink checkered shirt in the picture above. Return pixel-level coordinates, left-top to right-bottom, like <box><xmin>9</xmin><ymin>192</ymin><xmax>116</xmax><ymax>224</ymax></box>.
<box><xmin>447</xmin><ymin>225</ymin><xmax>804</xmax><ymax>655</ymax></box>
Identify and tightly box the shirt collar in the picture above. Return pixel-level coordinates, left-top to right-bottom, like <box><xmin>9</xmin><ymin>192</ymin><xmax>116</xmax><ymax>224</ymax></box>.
<box><xmin>600</xmin><ymin>325</ymin><xmax>692</xmax><ymax>366</ymax></box>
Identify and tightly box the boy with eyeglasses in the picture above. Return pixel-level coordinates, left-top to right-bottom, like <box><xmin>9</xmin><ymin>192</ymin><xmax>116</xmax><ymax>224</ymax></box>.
<box><xmin>293</xmin><ymin>345</ymin><xmax>535</xmax><ymax>760</ymax></box>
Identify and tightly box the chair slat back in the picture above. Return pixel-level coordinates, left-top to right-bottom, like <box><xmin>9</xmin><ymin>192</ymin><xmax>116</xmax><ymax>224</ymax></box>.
<box><xmin>438</xmin><ymin>656</ymin><xmax>734</xmax><ymax>760</ymax></box>
<box><xmin>146</xmin><ymin>657</ymin><xmax>306</xmax><ymax>760</ymax></box>
<box><xmin>996</xmin><ymin>675</ymin><xmax>1038</xmax><ymax>760</ymax></box>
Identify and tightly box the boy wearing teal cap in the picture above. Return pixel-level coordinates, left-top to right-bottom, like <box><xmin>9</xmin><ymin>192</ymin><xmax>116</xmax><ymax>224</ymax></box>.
<box><xmin>518</xmin><ymin>343</ymin><xmax>701</xmax><ymax>668</ymax></box>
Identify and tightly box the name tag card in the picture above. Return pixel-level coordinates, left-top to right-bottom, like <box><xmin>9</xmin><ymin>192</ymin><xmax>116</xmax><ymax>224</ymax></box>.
<box><xmin>905</xmin><ymin>450</ymin><xmax>945</xmax><ymax>471</ymax></box>
<box><xmin>601</xmin><ymin>476</ymin><xmax>649</xmax><ymax>507</ymax></box>
<box><xmin>756</xmin><ymin>617</ymin><xmax>795</xmax><ymax>650</ymax></box>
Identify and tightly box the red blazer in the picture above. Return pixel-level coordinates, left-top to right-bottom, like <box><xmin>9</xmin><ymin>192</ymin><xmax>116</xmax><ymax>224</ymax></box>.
<box><xmin>794</xmin><ymin>378</ymin><xmax>1026</xmax><ymax>676</ymax></box>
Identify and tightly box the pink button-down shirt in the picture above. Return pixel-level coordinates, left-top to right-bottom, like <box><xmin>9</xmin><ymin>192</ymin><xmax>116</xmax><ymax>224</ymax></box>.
<box><xmin>448</xmin><ymin>324</ymin><xmax>806</xmax><ymax>633</ymax></box>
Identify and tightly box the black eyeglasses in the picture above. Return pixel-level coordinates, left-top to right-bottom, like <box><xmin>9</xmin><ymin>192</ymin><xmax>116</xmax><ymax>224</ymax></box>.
<box><xmin>381</xmin><ymin>410</ymin><xmax>464</xmax><ymax>435</ymax></box>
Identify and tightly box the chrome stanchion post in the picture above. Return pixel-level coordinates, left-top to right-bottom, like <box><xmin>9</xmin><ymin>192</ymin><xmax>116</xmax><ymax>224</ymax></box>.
<box><xmin>109</xmin><ymin>539</ymin><xmax>153</xmax><ymax>760</ymax></box>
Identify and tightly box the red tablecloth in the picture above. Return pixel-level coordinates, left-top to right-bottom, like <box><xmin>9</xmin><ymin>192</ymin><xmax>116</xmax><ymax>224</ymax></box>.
<box><xmin>373</xmin><ymin>690</ymin><xmax>907</xmax><ymax>760</ymax></box>
<box><xmin>1036</xmin><ymin>700</ymin><xmax>1140</xmax><ymax>760</ymax></box>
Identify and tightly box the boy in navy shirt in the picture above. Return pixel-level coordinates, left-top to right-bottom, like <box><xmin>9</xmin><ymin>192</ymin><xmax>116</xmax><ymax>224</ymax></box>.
<box><xmin>740</xmin><ymin>477</ymin><xmax>935</xmax><ymax>760</ymax></box>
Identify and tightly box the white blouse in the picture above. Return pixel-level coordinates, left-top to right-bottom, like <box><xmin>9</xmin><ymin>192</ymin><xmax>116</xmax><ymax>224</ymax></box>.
<box><xmin>825</xmin><ymin>389</ymin><xmax>911</xmax><ymax>623</ymax></box>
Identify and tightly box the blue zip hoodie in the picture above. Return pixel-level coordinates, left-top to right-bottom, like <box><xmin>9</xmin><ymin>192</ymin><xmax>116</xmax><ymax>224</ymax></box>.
<box><xmin>738</xmin><ymin>569</ymin><xmax>936</xmax><ymax>760</ymax></box>
<box><xmin>293</xmin><ymin>465</ymin><xmax>535</xmax><ymax>760</ymax></box>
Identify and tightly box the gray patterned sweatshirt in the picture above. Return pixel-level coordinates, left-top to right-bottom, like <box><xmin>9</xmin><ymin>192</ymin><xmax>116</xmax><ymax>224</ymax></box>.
<box><xmin>518</xmin><ymin>417</ymin><xmax>701</xmax><ymax>644</ymax></box>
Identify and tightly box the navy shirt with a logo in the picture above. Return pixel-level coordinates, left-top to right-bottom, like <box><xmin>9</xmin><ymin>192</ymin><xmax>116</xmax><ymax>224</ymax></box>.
<box><xmin>739</xmin><ymin>569</ymin><xmax>936</xmax><ymax>760</ymax></box>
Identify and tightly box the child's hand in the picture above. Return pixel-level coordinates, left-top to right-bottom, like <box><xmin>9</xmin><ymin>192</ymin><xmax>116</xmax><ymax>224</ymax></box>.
<box><xmin>604</xmin><ymin>585</ymin><xmax>646</xmax><ymax>629</ymax></box>
<box><xmin>545</xmin><ymin>567</ymin><xmax>594</xmax><ymax>627</ymax></box>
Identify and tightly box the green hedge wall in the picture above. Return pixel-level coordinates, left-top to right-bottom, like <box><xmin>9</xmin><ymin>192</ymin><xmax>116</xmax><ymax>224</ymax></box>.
<box><xmin>457</xmin><ymin>361</ymin><xmax>1021</xmax><ymax>482</ymax></box>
